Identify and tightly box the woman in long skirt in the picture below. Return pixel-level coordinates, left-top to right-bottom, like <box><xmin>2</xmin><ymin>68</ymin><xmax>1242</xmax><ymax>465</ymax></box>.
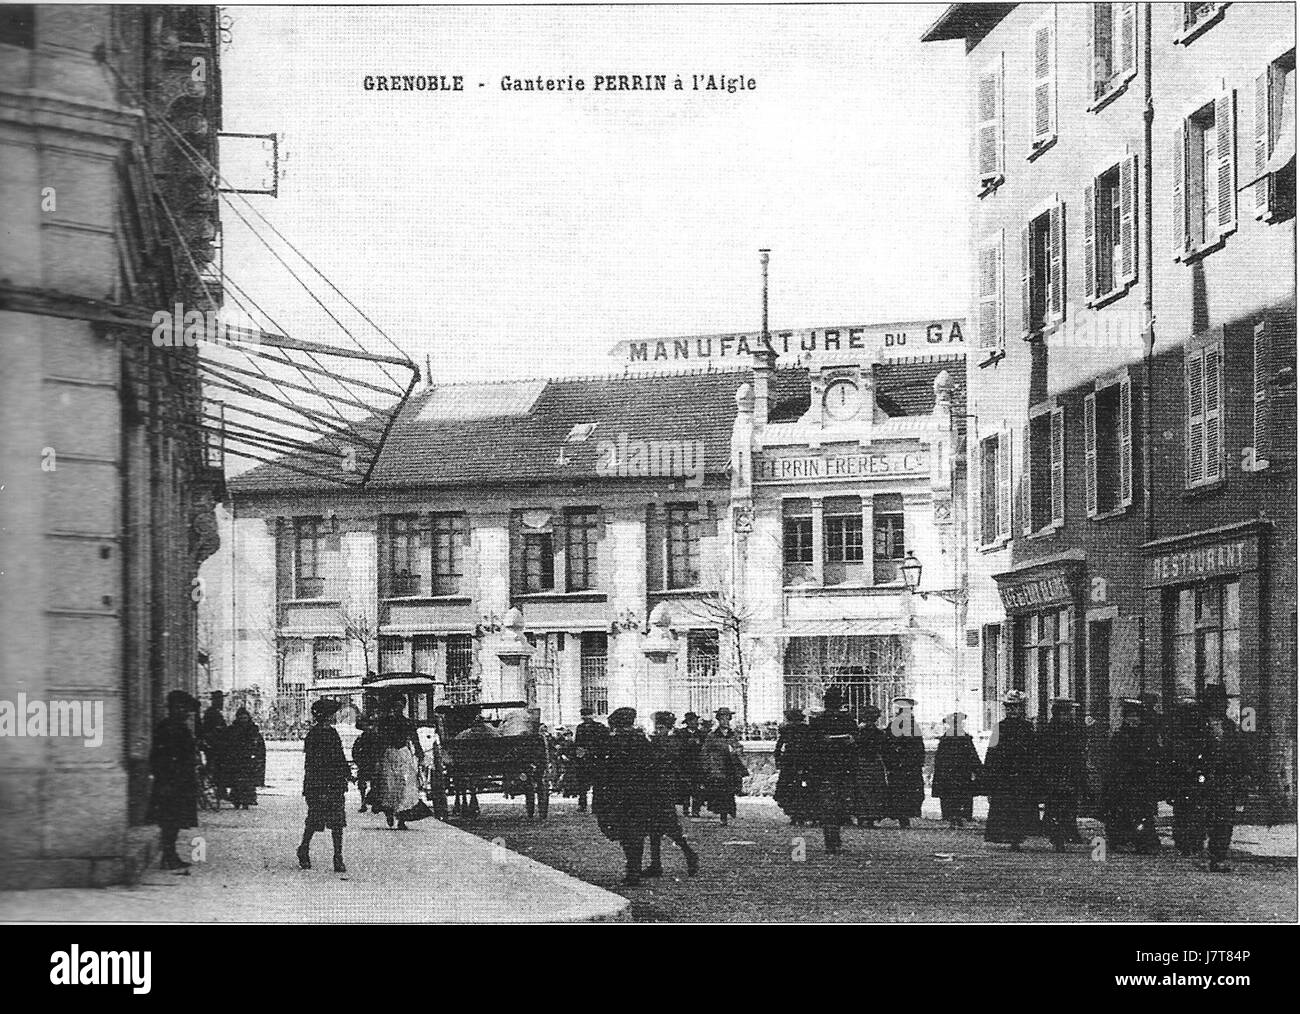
<box><xmin>852</xmin><ymin>705</ymin><xmax>890</xmax><ymax>827</ymax></box>
<box><xmin>932</xmin><ymin>712</ymin><xmax>983</xmax><ymax>828</ymax></box>
<box><xmin>373</xmin><ymin>702</ymin><xmax>430</xmax><ymax>829</ymax></box>
<box><xmin>226</xmin><ymin>707</ymin><xmax>266</xmax><ymax>810</ymax></box>
<box><xmin>773</xmin><ymin>710</ymin><xmax>814</xmax><ymax>825</ymax></box>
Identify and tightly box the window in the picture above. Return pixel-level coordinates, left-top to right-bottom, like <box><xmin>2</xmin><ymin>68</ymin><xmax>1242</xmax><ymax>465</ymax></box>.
<box><xmin>872</xmin><ymin>508</ymin><xmax>904</xmax><ymax>562</ymax></box>
<box><xmin>523</xmin><ymin>532</ymin><xmax>555</xmax><ymax>593</ymax></box>
<box><xmin>1171</xmin><ymin>580</ymin><xmax>1241</xmax><ymax>707</ymax></box>
<box><xmin>1020</xmin><ymin>202</ymin><xmax>1065</xmax><ymax>337</ymax></box>
<box><xmin>312</xmin><ymin>637</ymin><xmax>344</xmax><ymax>683</ymax></box>
<box><xmin>1030</xmin><ymin>14</ymin><xmax>1057</xmax><ymax>154</ymax></box>
<box><xmin>1173</xmin><ymin>93</ymin><xmax>1238</xmax><ymax>260</ymax></box>
<box><xmin>976</xmin><ymin>53</ymin><xmax>1005</xmax><ymax>194</ymax></box>
<box><xmin>382</xmin><ymin>514</ymin><xmax>423</xmax><ymax>597</ymax></box>
<box><xmin>977</xmin><ymin>232</ymin><xmax>1005</xmax><ymax>355</ymax></box>
<box><xmin>1087</xmin><ymin>3</ymin><xmax>1137</xmax><ymax>109</ymax></box>
<box><xmin>824</xmin><ymin>498</ymin><xmax>864</xmax><ymax>564</ymax></box>
<box><xmin>1018</xmin><ymin>608</ymin><xmax>1073</xmax><ymax>719</ymax></box>
<box><xmin>687</xmin><ymin>629</ymin><xmax>721</xmax><ymax>678</ymax></box>
<box><xmin>295</xmin><ymin>518</ymin><xmax>325</xmax><ymax>598</ymax></box>
<box><xmin>431</xmin><ymin>513</ymin><xmax>465</xmax><ymax>596</ymax></box>
<box><xmin>667</xmin><ymin>503</ymin><xmax>702</xmax><ymax>589</ymax></box>
<box><xmin>412</xmin><ymin>635</ymin><xmax>438</xmax><ymax>677</ymax></box>
<box><xmin>1253</xmin><ymin>50</ymin><xmax>1296</xmax><ymax>224</ymax></box>
<box><xmin>0</xmin><ymin>6</ymin><xmax>34</xmax><ymax>48</ymax></box>
<box><xmin>983</xmin><ymin>623</ymin><xmax>1005</xmax><ymax>728</ymax></box>
<box><xmin>1023</xmin><ymin>406</ymin><xmax>1064</xmax><ymax>533</ymax></box>
<box><xmin>1177</xmin><ymin>2</ymin><xmax>1228</xmax><ymax>45</ymax></box>
<box><xmin>1084</xmin><ymin>155</ymin><xmax>1138</xmax><ymax>304</ymax></box>
<box><xmin>563</xmin><ymin>507</ymin><xmax>599</xmax><ymax>592</ymax></box>
<box><xmin>1084</xmin><ymin>374</ymin><xmax>1134</xmax><ymax>517</ymax></box>
<box><xmin>783</xmin><ymin>502</ymin><xmax>814</xmax><ymax>565</ymax></box>
<box><xmin>379</xmin><ymin>635</ymin><xmax>406</xmax><ymax>674</ymax></box>
<box><xmin>1253</xmin><ymin>318</ymin><xmax>1274</xmax><ymax>467</ymax></box>
<box><xmin>579</xmin><ymin>632</ymin><xmax>609</xmax><ymax>716</ymax></box>
<box><xmin>445</xmin><ymin>634</ymin><xmax>477</xmax><ymax>704</ymax></box>
<box><xmin>1186</xmin><ymin>336</ymin><xmax>1224</xmax><ymax>488</ymax></box>
<box><xmin>978</xmin><ymin>431</ymin><xmax>1013</xmax><ymax>547</ymax></box>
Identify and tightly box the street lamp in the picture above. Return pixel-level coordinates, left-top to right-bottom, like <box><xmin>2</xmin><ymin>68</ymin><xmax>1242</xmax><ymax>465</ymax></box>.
<box><xmin>901</xmin><ymin>550</ymin><xmax>923</xmax><ymax>592</ymax></box>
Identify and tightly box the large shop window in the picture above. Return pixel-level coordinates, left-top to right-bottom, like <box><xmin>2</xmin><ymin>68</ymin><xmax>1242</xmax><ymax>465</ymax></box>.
<box><xmin>1172</xmin><ymin>92</ymin><xmax>1238</xmax><ymax>260</ymax></box>
<box><xmin>1015</xmin><ymin>608</ymin><xmax>1073</xmax><ymax>718</ymax></box>
<box><xmin>1020</xmin><ymin>201</ymin><xmax>1065</xmax><ymax>338</ymax></box>
<box><xmin>1084</xmin><ymin>374</ymin><xmax>1134</xmax><ymax>517</ymax></box>
<box><xmin>1253</xmin><ymin>50</ymin><xmax>1296</xmax><ymax>224</ymax></box>
<box><xmin>294</xmin><ymin>517</ymin><xmax>326</xmax><ymax>599</ymax></box>
<box><xmin>564</xmin><ymin>507</ymin><xmax>600</xmax><ymax>592</ymax></box>
<box><xmin>1186</xmin><ymin>336</ymin><xmax>1224</xmax><ymax>488</ymax></box>
<box><xmin>1023</xmin><ymin>406</ymin><xmax>1064</xmax><ymax>534</ymax></box>
<box><xmin>666</xmin><ymin>503</ymin><xmax>702</xmax><ymax>589</ymax></box>
<box><xmin>978</xmin><ymin>431</ymin><xmax>1014</xmax><ymax>548</ymax></box>
<box><xmin>1087</xmin><ymin>3</ymin><xmax>1137</xmax><ymax>109</ymax></box>
<box><xmin>784</xmin><ymin>635</ymin><xmax>907</xmax><ymax>715</ymax></box>
<box><xmin>1170</xmin><ymin>579</ymin><xmax>1241</xmax><ymax>705</ymax></box>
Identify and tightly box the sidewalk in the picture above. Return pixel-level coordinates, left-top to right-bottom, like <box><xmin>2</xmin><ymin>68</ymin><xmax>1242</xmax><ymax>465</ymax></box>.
<box><xmin>0</xmin><ymin>761</ymin><xmax>628</xmax><ymax>923</ymax></box>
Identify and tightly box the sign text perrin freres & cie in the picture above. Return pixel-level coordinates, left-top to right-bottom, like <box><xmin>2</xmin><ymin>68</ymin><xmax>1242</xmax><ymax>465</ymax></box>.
<box><xmin>755</xmin><ymin>451</ymin><xmax>928</xmax><ymax>483</ymax></box>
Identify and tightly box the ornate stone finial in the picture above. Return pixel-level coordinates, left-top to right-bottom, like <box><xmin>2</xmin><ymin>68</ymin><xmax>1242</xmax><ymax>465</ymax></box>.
<box><xmin>735</xmin><ymin>382</ymin><xmax>754</xmax><ymax>413</ymax></box>
<box><xmin>643</xmin><ymin>603</ymin><xmax>678</xmax><ymax>661</ymax></box>
<box><xmin>934</xmin><ymin>369</ymin><xmax>953</xmax><ymax>405</ymax></box>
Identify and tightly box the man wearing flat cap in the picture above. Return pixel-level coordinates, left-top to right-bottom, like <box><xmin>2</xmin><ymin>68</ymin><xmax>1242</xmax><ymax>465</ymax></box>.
<box><xmin>298</xmin><ymin>698</ymin><xmax>352</xmax><ymax>873</ymax></box>
<box><xmin>643</xmin><ymin>711</ymin><xmax>700</xmax><ymax>878</ymax></box>
<box><xmin>572</xmin><ymin>706</ymin><xmax>610</xmax><ymax>814</ymax></box>
<box><xmin>984</xmin><ymin>691</ymin><xmax>1042</xmax><ymax>849</ymax></box>
<box><xmin>1103</xmin><ymin>698</ymin><xmax>1161</xmax><ymax>853</ymax></box>
<box><xmin>699</xmin><ymin>707</ymin><xmax>748</xmax><ymax>826</ymax></box>
<box><xmin>1167</xmin><ymin>683</ymin><xmax>1249</xmax><ymax>871</ymax></box>
<box><xmin>147</xmin><ymin>690</ymin><xmax>200</xmax><ymax>870</ymax></box>
<box><xmin>672</xmin><ymin>711</ymin><xmax>706</xmax><ymax>817</ymax></box>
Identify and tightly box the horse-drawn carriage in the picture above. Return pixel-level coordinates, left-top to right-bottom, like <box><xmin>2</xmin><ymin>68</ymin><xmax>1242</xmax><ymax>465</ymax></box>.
<box><xmin>439</xmin><ymin>700</ymin><xmax>552</xmax><ymax>821</ymax></box>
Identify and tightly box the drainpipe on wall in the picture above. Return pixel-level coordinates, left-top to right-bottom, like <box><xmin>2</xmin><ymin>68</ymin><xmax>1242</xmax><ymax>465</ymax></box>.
<box><xmin>1140</xmin><ymin>3</ymin><xmax>1156</xmax><ymax>691</ymax></box>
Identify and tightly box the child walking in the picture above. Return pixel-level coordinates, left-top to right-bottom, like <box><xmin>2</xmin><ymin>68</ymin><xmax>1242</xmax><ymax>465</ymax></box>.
<box><xmin>298</xmin><ymin>698</ymin><xmax>352</xmax><ymax>873</ymax></box>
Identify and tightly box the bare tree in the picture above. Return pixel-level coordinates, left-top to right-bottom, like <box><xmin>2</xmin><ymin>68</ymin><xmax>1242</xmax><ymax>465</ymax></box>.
<box><xmin>339</xmin><ymin>601</ymin><xmax>379</xmax><ymax>677</ymax></box>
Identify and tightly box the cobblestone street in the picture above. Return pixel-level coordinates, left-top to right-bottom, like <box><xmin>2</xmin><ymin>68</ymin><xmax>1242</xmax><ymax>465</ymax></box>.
<box><xmin>459</xmin><ymin>796</ymin><xmax>1297</xmax><ymax>923</ymax></box>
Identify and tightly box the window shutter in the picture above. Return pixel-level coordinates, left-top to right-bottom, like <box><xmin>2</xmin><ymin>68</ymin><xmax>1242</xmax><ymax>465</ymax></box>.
<box><xmin>1020</xmin><ymin>225</ymin><xmax>1031</xmax><ymax>338</ymax></box>
<box><xmin>1083</xmin><ymin>182</ymin><xmax>1097</xmax><ymax>302</ymax></box>
<box><xmin>276</xmin><ymin>517</ymin><xmax>293</xmax><ymax>601</ymax></box>
<box><xmin>1186</xmin><ymin>349</ymin><xmax>1206</xmax><ymax>486</ymax></box>
<box><xmin>1120</xmin><ymin>154</ymin><xmax>1138</xmax><ymax>285</ymax></box>
<box><xmin>997</xmin><ymin>429</ymin><xmax>1012</xmax><ymax>542</ymax></box>
<box><xmin>978</xmin><ymin>238</ymin><xmax>1003</xmax><ymax>351</ymax></box>
<box><xmin>1119</xmin><ymin>374</ymin><xmax>1134</xmax><ymax>507</ymax></box>
<box><xmin>1033</xmin><ymin>18</ymin><xmax>1056</xmax><ymax>148</ymax></box>
<box><xmin>1022</xmin><ymin>424</ymin><xmax>1033</xmax><ymax>536</ymax></box>
<box><xmin>1083</xmin><ymin>393</ymin><xmax>1098</xmax><ymax>518</ymax></box>
<box><xmin>1048</xmin><ymin>201</ymin><xmax>1065</xmax><ymax>323</ymax></box>
<box><xmin>977</xmin><ymin>56</ymin><xmax>1004</xmax><ymax>188</ymax></box>
<box><xmin>1118</xmin><ymin>3</ymin><xmax>1138</xmax><ymax>78</ymax></box>
<box><xmin>1254</xmin><ymin>68</ymin><xmax>1275</xmax><ymax>219</ymax></box>
<box><xmin>1215</xmin><ymin>90</ymin><xmax>1238</xmax><ymax>236</ymax></box>
<box><xmin>1204</xmin><ymin>343</ymin><xmax>1223</xmax><ymax>482</ymax></box>
<box><xmin>1254</xmin><ymin>318</ymin><xmax>1272</xmax><ymax>462</ymax></box>
<box><xmin>1172</xmin><ymin>120</ymin><xmax>1189</xmax><ymax>258</ymax></box>
<box><xmin>1050</xmin><ymin>405</ymin><xmax>1065</xmax><ymax>525</ymax></box>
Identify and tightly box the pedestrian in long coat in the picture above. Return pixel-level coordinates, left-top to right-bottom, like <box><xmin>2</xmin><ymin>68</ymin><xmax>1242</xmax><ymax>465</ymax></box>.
<box><xmin>351</xmin><ymin>716</ymin><xmax>381</xmax><ymax>813</ymax></box>
<box><xmin>883</xmin><ymin>697</ymin><xmax>926</xmax><ymax>827</ymax></box>
<box><xmin>1102</xmin><ymin>699</ymin><xmax>1162</xmax><ymax>853</ymax></box>
<box><xmin>572</xmin><ymin>708</ymin><xmax>611</xmax><ymax>813</ymax></box>
<box><xmin>807</xmin><ymin>687</ymin><xmax>859</xmax><ymax>853</ymax></box>
<box><xmin>226</xmin><ymin>707</ymin><xmax>266</xmax><ymax>810</ymax></box>
<box><xmin>851</xmin><ymin>705</ymin><xmax>890</xmax><ymax>827</ymax></box>
<box><xmin>644</xmin><ymin>712</ymin><xmax>701</xmax><ymax>878</ymax></box>
<box><xmin>147</xmin><ymin>690</ymin><xmax>200</xmax><ymax>870</ymax></box>
<box><xmin>672</xmin><ymin>712</ymin><xmax>706</xmax><ymax>816</ymax></box>
<box><xmin>932</xmin><ymin>711</ymin><xmax>983</xmax><ymax>828</ymax></box>
<box><xmin>1040</xmin><ymin>699</ymin><xmax>1088</xmax><ymax>850</ymax></box>
<box><xmin>1168</xmin><ymin>683</ymin><xmax>1249</xmax><ymax>871</ymax></box>
<box><xmin>593</xmin><ymin>707</ymin><xmax>658</xmax><ymax>886</ymax></box>
<box><xmin>774</xmin><ymin>709</ymin><xmax>815</xmax><ymax>825</ymax></box>
<box><xmin>699</xmin><ymin>707</ymin><xmax>748</xmax><ymax>825</ymax></box>
<box><xmin>984</xmin><ymin>692</ymin><xmax>1042</xmax><ymax>849</ymax></box>
<box><xmin>298</xmin><ymin>698</ymin><xmax>351</xmax><ymax>873</ymax></box>
<box><xmin>200</xmin><ymin>691</ymin><xmax>229</xmax><ymax>799</ymax></box>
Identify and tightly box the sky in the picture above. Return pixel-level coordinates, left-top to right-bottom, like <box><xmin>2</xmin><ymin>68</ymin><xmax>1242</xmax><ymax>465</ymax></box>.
<box><xmin>217</xmin><ymin>3</ymin><xmax>971</xmax><ymax>386</ymax></box>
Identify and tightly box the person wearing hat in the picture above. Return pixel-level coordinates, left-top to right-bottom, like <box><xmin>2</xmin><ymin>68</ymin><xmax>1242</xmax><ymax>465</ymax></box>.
<box><xmin>932</xmin><ymin>711</ymin><xmax>983</xmax><ymax>830</ymax></box>
<box><xmin>984</xmin><ymin>691</ymin><xmax>1042</xmax><ymax>850</ymax></box>
<box><xmin>226</xmin><ymin>706</ymin><xmax>267</xmax><ymax>811</ymax></box>
<box><xmin>572</xmin><ymin>706</ymin><xmax>610</xmax><ymax>813</ymax></box>
<box><xmin>699</xmin><ymin>707</ymin><xmax>748</xmax><ymax>826</ymax></box>
<box><xmin>807</xmin><ymin>687</ymin><xmax>859</xmax><ymax>852</ymax></box>
<box><xmin>373</xmin><ymin>698</ymin><xmax>430</xmax><ymax>830</ymax></box>
<box><xmin>643</xmin><ymin>711</ymin><xmax>701</xmax><ymax>878</ymax></box>
<box><xmin>200</xmin><ymin>690</ymin><xmax>229</xmax><ymax>801</ymax></box>
<box><xmin>1102</xmin><ymin>698</ymin><xmax>1161</xmax><ymax>854</ymax></box>
<box><xmin>1167</xmin><ymin>683</ymin><xmax>1248</xmax><ymax>871</ymax></box>
<box><xmin>883</xmin><ymin>697</ymin><xmax>926</xmax><ymax>829</ymax></box>
<box><xmin>672</xmin><ymin>711</ymin><xmax>706</xmax><ymax>817</ymax></box>
<box><xmin>851</xmin><ymin>704</ymin><xmax>890</xmax><ymax>828</ymax></box>
<box><xmin>351</xmin><ymin>714</ymin><xmax>381</xmax><ymax>814</ymax></box>
<box><xmin>593</xmin><ymin>707</ymin><xmax>656</xmax><ymax>885</ymax></box>
<box><xmin>1040</xmin><ymin>699</ymin><xmax>1087</xmax><ymax>851</ymax></box>
<box><xmin>298</xmin><ymin>698</ymin><xmax>351</xmax><ymax>873</ymax></box>
<box><xmin>774</xmin><ymin>708</ymin><xmax>814</xmax><ymax>826</ymax></box>
<box><xmin>147</xmin><ymin>690</ymin><xmax>200</xmax><ymax>870</ymax></box>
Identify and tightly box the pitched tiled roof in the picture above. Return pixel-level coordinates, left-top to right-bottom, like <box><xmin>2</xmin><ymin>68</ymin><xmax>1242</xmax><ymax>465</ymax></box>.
<box><xmin>228</xmin><ymin>359</ymin><xmax>966</xmax><ymax>495</ymax></box>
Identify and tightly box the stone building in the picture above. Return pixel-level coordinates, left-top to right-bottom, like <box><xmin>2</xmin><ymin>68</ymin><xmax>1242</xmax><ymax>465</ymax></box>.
<box><xmin>924</xmin><ymin>2</ymin><xmax>1296</xmax><ymax>814</ymax></box>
